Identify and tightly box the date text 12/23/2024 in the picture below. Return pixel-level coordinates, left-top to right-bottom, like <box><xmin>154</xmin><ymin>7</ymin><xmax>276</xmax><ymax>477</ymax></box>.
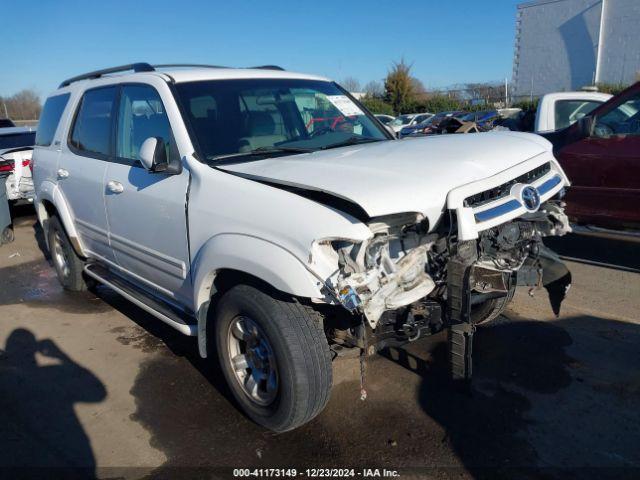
<box><xmin>233</xmin><ymin>468</ymin><xmax>400</xmax><ymax>478</ymax></box>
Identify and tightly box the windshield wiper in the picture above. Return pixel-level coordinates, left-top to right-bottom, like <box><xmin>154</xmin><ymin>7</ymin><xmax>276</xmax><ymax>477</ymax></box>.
<box><xmin>210</xmin><ymin>146</ymin><xmax>313</xmax><ymax>163</ymax></box>
<box><xmin>320</xmin><ymin>136</ymin><xmax>383</xmax><ymax>150</ymax></box>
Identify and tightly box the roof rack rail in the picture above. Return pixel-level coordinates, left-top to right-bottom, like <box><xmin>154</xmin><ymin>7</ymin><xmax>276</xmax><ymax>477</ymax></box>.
<box><xmin>152</xmin><ymin>63</ymin><xmax>228</xmax><ymax>70</ymax></box>
<box><xmin>250</xmin><ymin>65</ymin><xmax>285</xmax><ymax>71</ymax></box>
<box><xmin>59</xmin><ymin>63</ymin><xmax>155</xmax><ymax>88</ymax></box>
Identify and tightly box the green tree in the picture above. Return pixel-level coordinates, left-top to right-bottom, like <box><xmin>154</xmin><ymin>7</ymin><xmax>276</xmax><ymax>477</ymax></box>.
<box><xmin>384</xmin><ymin>59</ymin><xmax>415</xmax><ymax>114</ymax></box>
<box><xmin>595</xmin><ymin>83</ymin><xmax>629</xmax><ymax>95</ymax></box>
<box><xmin>360</xmin><ymin>96</ymin><xmax>394</xmax><ymax>115</ymax></box>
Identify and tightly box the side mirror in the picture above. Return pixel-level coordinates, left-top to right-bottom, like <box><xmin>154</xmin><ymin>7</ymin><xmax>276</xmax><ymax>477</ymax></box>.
<box><xmin>577</xmin><ymin>115</ymin><xmax>594</xmax><ymax>137</ymax></box>
<box><xmin>139</xmin><ymin>137</ymin><xmax>182</xmax><ymax>174</ymax></box>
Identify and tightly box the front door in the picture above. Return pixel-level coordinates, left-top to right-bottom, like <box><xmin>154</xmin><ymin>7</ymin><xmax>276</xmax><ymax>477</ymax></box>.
<box><xmin>104</xmin><ymin>84</ymin><xmax>191</xmax><ymax>304</ymax></box>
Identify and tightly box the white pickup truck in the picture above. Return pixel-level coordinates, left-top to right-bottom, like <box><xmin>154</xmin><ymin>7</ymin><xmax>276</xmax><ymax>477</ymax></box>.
<box><xmin>33</xmin><ymin>63</ymin><xmax>572</xmax><ymax>431</ymax></box>
<box><xmin>535</xmin><ymin>91</ymin><xmax>612</xmax><ymax>133</ymax></box>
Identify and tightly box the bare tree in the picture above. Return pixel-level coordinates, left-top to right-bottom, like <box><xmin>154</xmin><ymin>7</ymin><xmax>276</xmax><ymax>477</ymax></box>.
<box><xmin>0</xmin><ymin>89</ymin><xmax>42</xmax><ymax>120</ymax></box>
<box><xmin>341</xmin><ymin>77</ymin><xmax>362</xmax><ymax>93</ymax></box>
<box><xmin>411</xmin><ymin>77</ymin><xmax>428</xmax><ymax>101</ymax></box>
<box><xmin>363</xmin><ymin>80</ymin><xmax>384</xmax><ymax>98</ymax></box>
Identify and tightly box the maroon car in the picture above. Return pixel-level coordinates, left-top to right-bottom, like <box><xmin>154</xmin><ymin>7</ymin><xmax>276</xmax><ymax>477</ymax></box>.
<box><xmin>543</xmin><ymin>82</ymin><xmax>640</xmax><ymax>230</ymax></box>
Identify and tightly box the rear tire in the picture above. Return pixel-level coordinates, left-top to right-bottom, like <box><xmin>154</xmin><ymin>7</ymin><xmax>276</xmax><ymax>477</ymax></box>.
<box><xmin>214</xmin><ymin>284</ymin><xmax>332</xmax><ymax>432</ymax></box>
<box><xmin>471</xmin><ymin>286</ymin><xmax>516</xmax><ymax>325</ymax></box>
<box><xmin>47</xmin><ymin>216</ymin><xmax>91</xmax><ymax>291</ymax></box>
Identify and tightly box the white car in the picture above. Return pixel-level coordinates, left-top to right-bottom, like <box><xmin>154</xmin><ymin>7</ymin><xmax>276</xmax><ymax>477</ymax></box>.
<box><xmin>374</xmin><ymin>114</ymin><xmax>395</xmax><ymax>125</ymax></box>
<box><xmin>33</xmin><ymin>63</ymin><xmax>572</xmax><ymax>432</ymax></box>
<box><xmin>389</xmin><ymin>112</ymin><xmax>433</xmax><ymax>132</ymax></box>
<box><xmin>535</xmin><ymin>91</ymin><xmax>612</xmax><ymax>132</ymax></box>
<box><xmin>0</xmin><ymin>127</ymin><xmax>36</xmax><ymax>202</ymax></box>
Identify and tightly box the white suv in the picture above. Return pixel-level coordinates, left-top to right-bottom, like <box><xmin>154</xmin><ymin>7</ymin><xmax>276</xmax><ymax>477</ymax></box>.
<box><xmin>33</xmin><ymin>63</ymin><xmax>572</xmax><ymax>431</ymax></box>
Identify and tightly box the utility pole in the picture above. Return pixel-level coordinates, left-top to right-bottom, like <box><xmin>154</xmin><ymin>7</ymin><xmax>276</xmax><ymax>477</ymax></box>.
<box><xmin>505</xmin><ymin>77</ymin><xmax>509</xmax><ymax>107</ymax></box>
<box><xmin>2</xmin><ymin>99</ymin><xmax>8</xmax><ymax>119</ymax></box>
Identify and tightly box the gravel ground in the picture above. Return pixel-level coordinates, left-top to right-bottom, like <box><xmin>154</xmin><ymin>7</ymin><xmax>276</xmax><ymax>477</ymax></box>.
<box><xmin>1</xmin><ymin>211</ymin><xmax>639</xmax><ymax>479</ymax></box>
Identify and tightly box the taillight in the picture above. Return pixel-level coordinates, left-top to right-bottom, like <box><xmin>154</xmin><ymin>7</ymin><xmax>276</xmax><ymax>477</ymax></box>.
<box><xmin>22</xmin><ymin>159</ymin><xmax>31</xmax><ymax>168</ymax></box>
<box><xmin>0</xmin><ymin>162</ymin><xmax>13</xmax><ymax>173</ymax></box>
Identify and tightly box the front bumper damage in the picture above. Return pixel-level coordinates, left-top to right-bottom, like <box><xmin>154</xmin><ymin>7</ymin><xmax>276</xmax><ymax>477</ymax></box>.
<box><xmin>325</xmin><ymin>158</ymin><xmax>572</xmax><ymax>383</ymax></box>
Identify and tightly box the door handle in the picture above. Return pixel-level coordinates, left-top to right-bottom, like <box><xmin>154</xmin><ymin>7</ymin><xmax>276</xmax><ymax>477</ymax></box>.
<box><xmin>107</xmin><ymin>180</ymin><xmax>124</xmax><ymax>194</ymax></box>
<box><xmin>57</xmin><ymin>168</ymin><xmax>69</xmax><ymax>179</ymax></box>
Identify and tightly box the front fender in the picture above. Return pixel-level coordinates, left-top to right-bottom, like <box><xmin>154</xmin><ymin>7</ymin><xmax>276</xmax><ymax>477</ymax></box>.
<box><xmin>36</xmin><ymin>181</ymin><xmax>87</xmax><ymax>257</ymax></box>
<box><xmin>192</xmin><ymin>233</ymin><xmax>325</xmax><ymax>311</ymax></box>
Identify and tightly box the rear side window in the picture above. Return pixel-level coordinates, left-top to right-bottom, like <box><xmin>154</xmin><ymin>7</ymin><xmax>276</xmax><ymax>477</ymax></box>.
<box><xmin>69</xmin><ymin>87</ymin><xmax>117</xmax><ymax>157</ymax></box>
<box><xmin>35</xmin><ymin>93</ymin><xmax>70</xmax><ymax>146</ymax></box>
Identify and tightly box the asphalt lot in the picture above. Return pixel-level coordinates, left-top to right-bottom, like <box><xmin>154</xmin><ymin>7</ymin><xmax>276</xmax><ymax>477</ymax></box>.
<box><xmin>1</xmin><ymin>209</ymin><xmax>639</xmax><ymax>479</ymax></box>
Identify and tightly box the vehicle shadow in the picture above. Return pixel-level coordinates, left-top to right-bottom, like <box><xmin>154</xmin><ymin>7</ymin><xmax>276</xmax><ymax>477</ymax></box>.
<box><xmin>0</xmin><ymin>328</ymin><xmax>106</xmax><ymax>479</ymax></box>
<box><xmin>544</xmin><ymin>233</ymin><xmax>640</xmax><ymax>271</ymax></box>
<box><xmin>105</xmin><ymin>280</ymin><xmax>640</xmax><ymax>479</ymax></box>
<box><xmin>382</xmin><ymin>313</ymin><xmax>640</xmax><ymax>479</ymax></box>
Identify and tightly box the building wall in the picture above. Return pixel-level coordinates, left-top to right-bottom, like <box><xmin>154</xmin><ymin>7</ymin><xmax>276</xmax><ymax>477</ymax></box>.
<box><xmin>513</xmin><ymin>0</ymin><xmax>603</xmax><ymax>98</ymax></box>
<box><xmin>598</xmin><ymin>0</ymin><xmax>640</xmax><ymax>85</ymax></box>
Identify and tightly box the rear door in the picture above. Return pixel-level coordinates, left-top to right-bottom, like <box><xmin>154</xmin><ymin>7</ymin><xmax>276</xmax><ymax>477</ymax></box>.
<box><xmin>104</xmin><ymin>83</ymin><xmax>191</xmax><ymax>303</ymax></box>
<box><xmin>558</xmin><ymin>85</ymin><xmax>640</xmax><ymax>228</ymax></box>
<box><xmin>33</xmin><ymin>93</ymin><xmax>72</xmax><ymax>194</ymax></box>
<box><xmin>59</xmin><ymin>86</ymin><xmax>117</xmax><ymax>261</ymax></box>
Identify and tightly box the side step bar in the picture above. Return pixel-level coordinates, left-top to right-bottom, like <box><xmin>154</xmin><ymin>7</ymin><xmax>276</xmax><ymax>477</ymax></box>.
<box><xmin>84</xmin><ymin>264</ymin><xmax>197</xmax><ymax>336</ymax></box>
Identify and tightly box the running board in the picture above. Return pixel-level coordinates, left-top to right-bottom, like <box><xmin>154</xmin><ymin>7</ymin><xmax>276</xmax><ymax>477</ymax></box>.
<box><xmin>84</xmin><ymin>263</ymin><xmax>197</xmax><ymax>336</ymax></box>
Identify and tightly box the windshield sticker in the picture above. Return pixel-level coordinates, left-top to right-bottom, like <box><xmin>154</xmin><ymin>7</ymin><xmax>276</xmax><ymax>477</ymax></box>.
<box><xmin>326</xmin><ymin>95</ymin><xmax>364</xmax><ymax>117</ymax></box>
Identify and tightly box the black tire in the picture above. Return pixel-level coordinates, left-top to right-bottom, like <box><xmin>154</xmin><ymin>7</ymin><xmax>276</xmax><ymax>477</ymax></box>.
<box><xmin>1</xmin><ymin>227</ymin><xmax>14</xmax><ymax>244</ymax></box>
<box><xmin>471</xmin><ymin>286</ymin><xmax>516</xmax><ymax>325</ymax></box>
<box><xmin>47</xmin><ymin>216</ymin><xmax>91</xmax><ymax>291</ymax></box>
<box><xmin>214</xmin><ymin>284</ymin><xmax>332</xmax><ymax>432</ymax></box>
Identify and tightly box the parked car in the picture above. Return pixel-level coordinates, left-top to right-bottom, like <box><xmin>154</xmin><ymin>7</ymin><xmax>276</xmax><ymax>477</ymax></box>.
<box><xmin>374</xmin><ymin>114</ymin><xmax>395</xmax><ymax>125</ymax></box>
<box><xmin>0</xmin><ymin>119</ymin><xmax>16</xmax><ymax>128</ymax></box>
<box><xmin>542</xmin><ymin>82</ymin><xmax>640</xmax><ymax>230</ymax></box>
<box><xmin>0</xmin><ymin>170</ymin><xmax>13</xmax><ymax>244</ymax></box>
<box><xmin>34</xmin><ymin>63</ymin><xmax>571</xmax><ymax>432</ymax></box>
<box><xmin>0</xmin><ymin>127</ymin><xmax>36</xmax><ymax>203</ymax></box>
<box><xmin>400</xmin><ymin>111</ymin><xmax>465</xmax><ymax>136</ymax></box>
<box><xmin>459</xmin><ymin>110</ymin><xmax>500</xmax><ymax>131</ymax></box>
<box><xmin>390</xmin><ymin>112</ymin><xmax>433</xmax><ymax>132</ymax></box>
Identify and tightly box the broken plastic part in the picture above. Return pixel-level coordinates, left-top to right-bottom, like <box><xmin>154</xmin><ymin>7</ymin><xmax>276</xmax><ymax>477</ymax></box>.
<box><xmin>538</xmin><ymin>245</ymin><xmax>572</xmax><ymax>317</ymax></box>
<box><xmin>338</xmin><ymin>285</ymin><xmax>361</xmax><ymax>311</ymax></box>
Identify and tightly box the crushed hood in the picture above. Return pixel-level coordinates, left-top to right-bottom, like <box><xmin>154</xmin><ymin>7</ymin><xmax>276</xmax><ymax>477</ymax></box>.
<box><xmin>218</xmin><ymin>131</ymin><xmax>551</xmax><ymax>225</ymax></box>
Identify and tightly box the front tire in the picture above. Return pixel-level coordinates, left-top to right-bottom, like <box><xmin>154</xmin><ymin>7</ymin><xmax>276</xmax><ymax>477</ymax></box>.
<box><xmin>47</xmin><ymin>216</ymin><xmax>91</xmax><ymax>291</ymax></box>
<box><xmin>471</xmin><ymin>286</ymin><xmax>516</xmax><ymax>325</ymax></box>
<box><xmin>214</xmin><ymin>284</ymin><xmax>332</xmax><ymax>432</ymax></box>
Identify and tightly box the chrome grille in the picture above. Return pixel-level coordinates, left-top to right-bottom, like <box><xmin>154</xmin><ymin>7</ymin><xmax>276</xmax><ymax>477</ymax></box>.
<box><xmin>463</xmin><ymin>162</ymin><xmax>551</xmax><ymax>208</ymax></box>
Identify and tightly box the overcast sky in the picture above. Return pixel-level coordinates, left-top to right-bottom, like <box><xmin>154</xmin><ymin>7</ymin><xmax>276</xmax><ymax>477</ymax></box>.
<box><xmin>1</xmin><ymin>0</ymin><xmax>523</xmax><ymax>97</ymax></box>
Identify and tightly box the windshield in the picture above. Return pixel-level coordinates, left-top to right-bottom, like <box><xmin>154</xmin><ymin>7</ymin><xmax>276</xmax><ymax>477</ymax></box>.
<box><xmin>175</xmin><ymin>79</ymin><xmax>388</xmax><ymax>162</ymax></box>
<box><xmin>0</xmin><ymin>132</ymin><xmax>35</xmax><ymax>150</ymax></box>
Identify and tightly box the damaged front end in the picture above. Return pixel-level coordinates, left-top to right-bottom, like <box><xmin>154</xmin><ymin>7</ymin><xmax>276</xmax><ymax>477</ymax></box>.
<box><xmin>319</xmin><ymin>160</ymin><xmax>572</xmax><ymax>382</ymax></box>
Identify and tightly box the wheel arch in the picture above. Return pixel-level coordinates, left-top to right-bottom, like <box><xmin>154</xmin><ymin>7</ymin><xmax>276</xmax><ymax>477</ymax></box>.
<box><xmin>192</xmin><ymin>234</ymin><xmax>328</xmax><ymax>358</ymax></box>
<box><xmin>35</xmin><ymin>182</ymin><xmax>86</xmax><ymax>257</ymax></box>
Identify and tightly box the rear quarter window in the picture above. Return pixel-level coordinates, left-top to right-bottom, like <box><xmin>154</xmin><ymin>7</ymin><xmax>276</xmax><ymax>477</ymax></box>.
<box><xmin>35</xmin><ymin>93</ymin><xmax>71</xmax><ymax>146</ymax></box>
